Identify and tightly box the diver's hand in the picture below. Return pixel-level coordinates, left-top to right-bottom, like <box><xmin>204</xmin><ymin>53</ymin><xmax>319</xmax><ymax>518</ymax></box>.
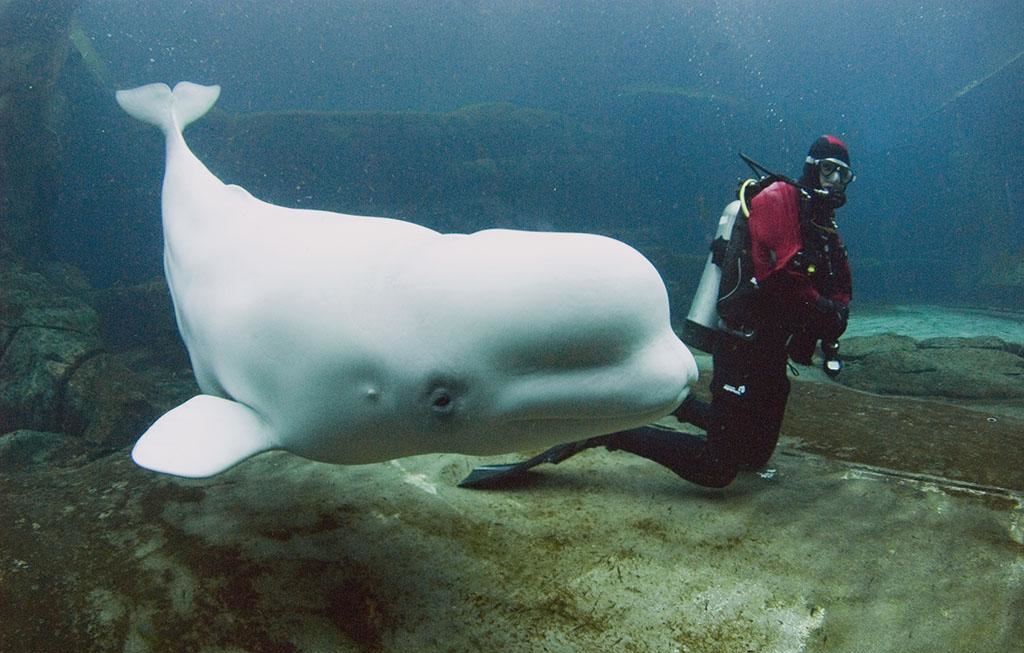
<box><xmin>814</xmin><ymin>296</ymin><xmax>848</xmax><ymax>341</ymax></box>
<box><xmin>786</xmin><ymin>331</ymin><xmax>817</xmax><ymax>366</ymax></box>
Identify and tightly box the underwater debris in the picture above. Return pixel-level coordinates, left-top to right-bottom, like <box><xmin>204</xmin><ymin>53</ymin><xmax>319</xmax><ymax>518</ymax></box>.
<box><xmin>948</xmin><ymin>49</ymin><xmax>1024</xmax><ymax>103</ymax></box>
<box><xmin>617</xmin><ymin>83</ymin><xmax>740</xmax><ymax>106</ymax></box>
<box><xmin>68</xmin><ymin>18</ymin><xmax>111</xmax><ymax>89</ymax></box>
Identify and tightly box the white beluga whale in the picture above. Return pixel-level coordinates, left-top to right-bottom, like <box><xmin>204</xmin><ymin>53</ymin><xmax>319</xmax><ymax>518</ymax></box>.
<box><xmin>116</xmin><ymin>81</ymin><xmax>697</xmax><ymax>478</ymax></box>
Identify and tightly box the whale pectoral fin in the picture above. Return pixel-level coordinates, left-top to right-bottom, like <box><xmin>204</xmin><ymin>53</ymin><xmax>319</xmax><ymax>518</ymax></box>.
<box><xmin>132</xmin><ymin>395</ymin><xmax>275</xmax><ymax>478</ymax></box>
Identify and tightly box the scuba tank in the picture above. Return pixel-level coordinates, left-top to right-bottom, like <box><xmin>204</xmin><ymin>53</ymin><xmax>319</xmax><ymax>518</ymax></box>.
<box><xmin>682</xmin><ymin>154</ymin><xmax>815</xmax><ymax>354</ymax></box>
<box><xmin>681</xmin><ymin>199</ymin><xmax>742</xmax><ymax>353</ymax></box>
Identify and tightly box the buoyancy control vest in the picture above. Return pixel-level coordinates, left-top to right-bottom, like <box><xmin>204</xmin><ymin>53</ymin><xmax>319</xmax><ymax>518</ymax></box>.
<box><xmin>682</xmin><ymin>171</ymin><xmax>849</xmax><ymax>354</ymax></box>
<box><xmin>791</xmin><ymin>204</ymin><xmax>849</xmax><ymax>303</ymax></box>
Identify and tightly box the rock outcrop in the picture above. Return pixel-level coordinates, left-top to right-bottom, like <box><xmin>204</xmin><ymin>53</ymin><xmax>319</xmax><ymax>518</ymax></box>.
<box><xmin>0</xmin><ymin>0</ymin><xmax>81</xmax><ymax>258</ymax></box>
<box><xmin>837</xmin><ymin>333</ymin><xmax>1024</xmax><ymax>399</ymax></box>
<box><xmin>0</xmin><ymin>259</ymin><xmax>193</xmax><ymax>454</ymax></box>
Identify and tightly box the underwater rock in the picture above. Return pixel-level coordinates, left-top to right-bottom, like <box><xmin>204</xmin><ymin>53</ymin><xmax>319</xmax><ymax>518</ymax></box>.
<box><xmin>838</xmin><ymin>333</ymin><xmax>1024</xmax><ymax>399</ymax></box>
<box><xmin>920</xmin><ymin>335</ymin><xmax>1020</xmax><ymax>352</ymax></box>
<box><xmin>87</xmin><ymin>277</ymin><xmax>185</xmax><ymax>360</ymax></box>
<box><xmin>0</xmin><ymin>260</ymin><xmax>103</xmax><ymax>433</ymax></box>
<box><xmin>837</xmin><ymin>333</ymin><xmax>918</xmax><ymax>358</ymax></box>
<box><xmin>0</xmin><ymin>259</ymin><xmax>185</xmax><ymax>448</ymax></box>
<box><xmin>63</xmin><ymin>352</ymin><xmax>162</xmax><ymax>450</ymax></box>
<box><xmin>0</xmin><ymin>429</ymin><xmax>84</xmax><ymax>470</ymax></box>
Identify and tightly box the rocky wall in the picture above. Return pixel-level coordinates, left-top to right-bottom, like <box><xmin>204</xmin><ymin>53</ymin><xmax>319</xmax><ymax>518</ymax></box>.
<box><xmin>0</xmin><ymin>0</ymin><xmax>81</xmax><ymax>259</ymax></box>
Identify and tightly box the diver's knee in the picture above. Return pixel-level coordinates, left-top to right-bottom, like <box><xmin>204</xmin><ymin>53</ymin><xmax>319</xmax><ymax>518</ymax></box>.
<box><xmin>695</xmin><ymin>466</ymin><xmax>738</xmax><ymax>488</ymax></box>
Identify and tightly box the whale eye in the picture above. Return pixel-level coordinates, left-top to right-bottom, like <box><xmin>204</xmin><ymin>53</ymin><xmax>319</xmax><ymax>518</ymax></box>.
<box><xmin>429</xmin><ymin>387</ymin><xmax>455</xmax><ymax>414</ymax></box>
<box><xmin>432</xmin><ymin>391</ymin><xmax>451</xmax><ymax>409</ymax></box>
<box><xmin>424</xmin><ymin>377</ymin><xmax>465</xmax><ymax>417</ymax></box>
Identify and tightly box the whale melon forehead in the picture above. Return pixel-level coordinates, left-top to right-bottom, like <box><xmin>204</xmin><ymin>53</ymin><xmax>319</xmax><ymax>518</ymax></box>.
<box><xmin>399</xmin><ymin>229</ymin><xmax>670</xmax><ymax>334</ymax></box>
<box><xmin>440</xmin><ymin>229</ymin><xmax>662</xmax><ymax>293</ymax></box>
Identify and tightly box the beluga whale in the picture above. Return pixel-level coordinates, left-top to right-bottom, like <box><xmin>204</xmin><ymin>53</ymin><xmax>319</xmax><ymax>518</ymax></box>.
<box><xmin>115</xmin><ymin>81</ymin><xmax>698</xmax><ymax>479</ymax></box>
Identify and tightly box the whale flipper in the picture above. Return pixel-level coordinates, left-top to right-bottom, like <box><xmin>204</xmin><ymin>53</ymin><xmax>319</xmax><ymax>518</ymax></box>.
<box><xmin>115</xmin><ymin>81</ymin><xmax>220</xmax><ymax>135</ymax></box>
<box><xmin>132</xmin><ymin>395</ymin><xmax>276</xmax><ymax>478</ymax></box>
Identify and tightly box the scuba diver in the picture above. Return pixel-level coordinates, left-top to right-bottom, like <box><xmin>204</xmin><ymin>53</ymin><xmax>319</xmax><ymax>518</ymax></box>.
<box><xmin>461</xmin><ymin>135</ymin><xmax>855</xmax><ymax>489</ymax></box>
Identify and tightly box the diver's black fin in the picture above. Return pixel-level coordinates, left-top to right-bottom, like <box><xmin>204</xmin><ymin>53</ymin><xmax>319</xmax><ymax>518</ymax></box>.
<box><xmin>458</xmin><ymin>440</ymin><xmax>597</xmax><ymax>489</ymax></box>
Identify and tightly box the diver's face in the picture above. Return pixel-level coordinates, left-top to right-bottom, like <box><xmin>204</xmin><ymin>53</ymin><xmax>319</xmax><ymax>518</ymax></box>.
<box><xmin>817</xmin><ymin>158</ymin><xmax>855</xmax><ymax>190</ymax></box>
<box><xmin>819</xmin><ymin>167</ymin><xmax>845</xmax><ymax>190</ymax></box>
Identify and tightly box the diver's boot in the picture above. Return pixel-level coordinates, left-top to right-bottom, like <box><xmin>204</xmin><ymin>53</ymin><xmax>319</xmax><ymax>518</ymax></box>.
<box><xmin>672</xmin><ymin>395</ymin><xmax>710</xmax><ymax>430</ymax></box>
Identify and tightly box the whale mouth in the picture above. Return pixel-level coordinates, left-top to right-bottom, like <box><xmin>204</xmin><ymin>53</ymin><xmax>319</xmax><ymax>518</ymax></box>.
<box><xmin>499</xmin><ymin>376</ymin><xmax>692</xmax><ymax>425</ymax></box>
<box><xmin>497</xmin><ymin>338</ymin><xmax>697</xmax><ymax>425</ymax></box>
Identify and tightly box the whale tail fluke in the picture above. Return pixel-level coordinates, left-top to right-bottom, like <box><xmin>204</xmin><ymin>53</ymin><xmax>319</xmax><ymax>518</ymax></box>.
<box><xmin>116</xmin><ymin>81</ymin><xmax>220</xmax><ymax>135</ymax></box>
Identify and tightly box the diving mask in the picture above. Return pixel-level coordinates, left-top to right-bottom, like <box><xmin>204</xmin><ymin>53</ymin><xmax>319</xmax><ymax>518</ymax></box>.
<box><xmin>807</xmin><ymin>156</ymin><xmax>856</xmax><ymax>185</ymax></box>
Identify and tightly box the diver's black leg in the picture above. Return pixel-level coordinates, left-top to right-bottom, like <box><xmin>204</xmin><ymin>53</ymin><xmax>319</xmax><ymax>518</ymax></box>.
<box><xmin>604</xmin><ymin>427</ymin><xmax>738</xmax><ymax>488</ymax></box>
<box><xmin>708</xmin><ymin>333</ymin><xmax>790</xmax><ymax>471</ymax></box>
<box><xmin>735</xmin><ymin>373</ymin><xmax>789</xmax><ymax>471</ymax></box>
<box><xmin>603</xmin><ymin>334</ymin><xmax>791</xmax><ymax>487</ymax></box>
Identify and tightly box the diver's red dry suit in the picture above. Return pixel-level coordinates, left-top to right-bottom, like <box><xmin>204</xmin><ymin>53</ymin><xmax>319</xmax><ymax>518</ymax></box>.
<box><xmin>751</xmin><ymin>181</ymin><xmax>852</xmax><ymax>325</ymax></box>
<box><xmin>605</xmin><ymin>176</ymin><xmax>853</xmax><ymax>488</ymax></box>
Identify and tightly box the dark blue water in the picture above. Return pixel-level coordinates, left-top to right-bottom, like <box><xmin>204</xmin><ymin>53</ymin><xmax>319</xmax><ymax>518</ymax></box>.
<box><xmin>55</xmin><ymin>1</ymin><xmax>1024</xmax><ymax>308</ymax></box>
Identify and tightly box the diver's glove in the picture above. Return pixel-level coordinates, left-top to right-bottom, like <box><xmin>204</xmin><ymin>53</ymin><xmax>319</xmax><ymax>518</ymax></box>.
<box><xmin>821</xmin><ymin>340</ymin><xmax>843</xmax><ymax>378</ymax></box>
<box><xmin>786</xmin><ymin>330</ymin><xmax>817</xmax><ymax>366</ymax></box>
<box><xmin>814</xmin><ymin>296</ymin><xmax>849</xmax><ymax>341</ymax></box>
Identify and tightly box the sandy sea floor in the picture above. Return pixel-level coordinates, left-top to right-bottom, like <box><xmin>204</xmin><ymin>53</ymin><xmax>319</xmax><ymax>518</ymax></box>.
<box><xmin>1</xmin><ymin>304</ymin><xmax>1022</xmax><ymax>652</ymax></box>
